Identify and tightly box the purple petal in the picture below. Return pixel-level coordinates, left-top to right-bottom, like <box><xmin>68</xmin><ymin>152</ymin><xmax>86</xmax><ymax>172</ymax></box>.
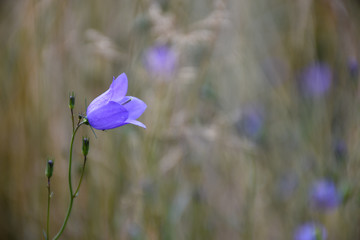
<box><xmin>87</xmin><ymin>89</ymin><xmax>111</xmax><ymax>114</ymax></box>
<box><xmin>87</xmin><ymin>101</ymin><xmax>129</xmax><ymax>130</ymax></box>
<box><xmin>109</xmin><ymin>73</ymin><xmax>128</xmax><ymax>102</ymax></box>
<box><xmin>120</xmin><ymin>96</ymin><xmax>147</xmax><ymax>120</ymax></box>
<box><xmin>125</xmin><ymin>119</ymin><xmax>147</xmax><ymax>128</ymax></box>
<box><xmin>87</xmin><ymin>73</ymin><xmax>128</xmax><ymax>114</ymax></box>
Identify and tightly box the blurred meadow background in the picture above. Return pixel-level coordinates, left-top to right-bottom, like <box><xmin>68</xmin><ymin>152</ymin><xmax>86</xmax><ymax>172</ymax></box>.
<box><xmin>1</xmin><ymin>0</ymin><xmax>360</xmax><ymax>239</ymax></box>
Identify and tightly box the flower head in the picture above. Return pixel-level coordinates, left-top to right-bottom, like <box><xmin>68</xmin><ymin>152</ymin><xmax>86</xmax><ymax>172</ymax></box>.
<box><xmin>309</xmin><ymin>179</ymin><xmax>341</xmax><ymax>211</ymax></box>
<box><xmin>235</xmin><ymin>106</ymin><xmax>264</xmax><ymax>141</ymax></box>
<box><xmin>293</xmin><ymin>222</ymin><xmax>327</xmax><ymax>240</ymax></box>
<box><xmin>86</xmin><ymin>73</ymin><xmax>147</xmax><ymax>130</ymax></box>
<box><xmin>143</xmin><ymin>44</ymin><xmax>178</xmax><ymax>79</ymax></box>
<box><xmin>299</xmin><ymin>63</ymin><xmax>332</xmax><ymax>98</ymax></box>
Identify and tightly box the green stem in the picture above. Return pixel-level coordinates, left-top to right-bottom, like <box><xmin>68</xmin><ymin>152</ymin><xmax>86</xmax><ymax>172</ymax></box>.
<box><xmin>46</xmin><ymin>178</ymin><xmax>51</xmax><ymax>239</ymax></box>
<box><xmin>71</xmin><ymin>109</ymin><xmax>74</xmax><ymax>133</ymax></box>
<box><xmin>52</xmin><ymin>122</ymin><xmax>85</xmax><ymax>240</ymax></box>
<box><xmin>74</xmin><ymin>156</ymin><xmax>87</xmax><ymax>197</ymax></box>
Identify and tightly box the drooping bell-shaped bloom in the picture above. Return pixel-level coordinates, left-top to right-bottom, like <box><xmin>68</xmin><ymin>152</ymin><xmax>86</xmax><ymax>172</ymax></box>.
<box><xmin>86</xmin><ymin>73</ymin><xmax>147</xmax><ymax>130</ymax></box>
<box><xmin>299</xmin><ymin>63</ymin><xmax>332</xmax><ymax>98</ymax></box>
<box><xmin>293</xmin><ymin>222</ymin><xmax>327</xmax><ymax>240</ymax></box>
<box><xmin>143</xmin><ymin>44</ymin><xmax>178</xmax><ymax>79</ymax></box>
<box><xmin>309</xmin><ymin>179</ymin><xmax>341</xmax><ymax>211</ymax></box>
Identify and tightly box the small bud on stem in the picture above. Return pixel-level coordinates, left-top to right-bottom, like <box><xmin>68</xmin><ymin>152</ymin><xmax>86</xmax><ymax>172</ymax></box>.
<box><xmin>45</xmin><ymin>160</ymin><xmax>54</xmax><ymax>179</ymax></box>
<box><xmin>69</xmin><ymin>92</ymin><xmax>75</xmax><ymax>110</ymax></box>
<box><xmin>82</xmin><ymin>137</ymin><xmax>90</xmax><ymax>158</ymax></box>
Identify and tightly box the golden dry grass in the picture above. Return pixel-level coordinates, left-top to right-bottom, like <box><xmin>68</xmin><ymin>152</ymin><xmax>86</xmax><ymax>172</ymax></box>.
<box><xmin>1</xmin><ymin>0</ymin><xmax>360</xmax><ymax>239</ymax></box>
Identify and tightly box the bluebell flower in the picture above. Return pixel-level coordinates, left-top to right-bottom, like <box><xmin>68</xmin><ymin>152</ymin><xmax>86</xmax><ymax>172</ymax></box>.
<box><xmin>309</xmin><ymin>179</ymin><xmax>341</xmax><ymax>211</ymax></box>
<box><xmin>86</xmin><ymin>73</ymin><xmax>147</xmax><ymax>130</ymax></box>
<box><xmin>293</xmin><ymin>222</ymin><xmax>327</xmax><ymax>240</ymax></box>
<box><xmin>235</xmin><ymin>106</ymin><xmax>264</xmax><ymax>140</ymax></box>
<box><xmin>299</xmin><ymin>63</ymin><xmax>332</xmax><ymax>98</ymax></box>
<box><xmin>143</xmin><ymin>44</ymin><xmax>178</xmax><ymax>79</ymax></box>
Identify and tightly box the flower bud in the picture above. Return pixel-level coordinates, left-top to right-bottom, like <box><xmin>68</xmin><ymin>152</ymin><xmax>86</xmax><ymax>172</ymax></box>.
<box><xmin>82</xmin><ymin>137</ymin><xmax>90</xmax><ymax>157</ymax></box>
<box><xmin>45</xmin><ymin>160</ymin><xmax>54</xmax><ymax>179</ymax></box>
<box><xmin>69</xmin><ymin>92</ymin><xmax>75</xmax><ymax>110</ymax></box>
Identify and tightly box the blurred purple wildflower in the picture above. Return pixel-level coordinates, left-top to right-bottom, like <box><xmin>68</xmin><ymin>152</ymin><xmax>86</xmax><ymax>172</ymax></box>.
<box><xmin>333</xmin><ymin>139</ymin><xmax>347</xmax><ymax>162</ymax></box>
<box><xmin>348</xmin><ymin>57</ymin><xmax>358</xmax><ymax>77</ymax></box>
<box><xmin>309</xmin><ymin>179</ymin><xmax>341</xmax><ymax>211</ymax></box>
<box><xmin>293</xmin><ymin>222</ymin><xmax>327</xmax><ymax>240</ymax></box>
<box><xmin>300</xmin><ymin>63</ymin><xmax>332</xmax><ymax>98</ymax></box>
<box><xmin>235</xmin><ymin>106</ymin><xmax>264</xmax><ymax>140</ymax></box>
<box><xmin>86</xmin><ymin>73</ymin><xmax>147</xmax><ymax>130</ymax></box>
<box><xmin>143</xmin><ymin>44</ymin><xmax>178</xmax><ymax>79</ymax></box>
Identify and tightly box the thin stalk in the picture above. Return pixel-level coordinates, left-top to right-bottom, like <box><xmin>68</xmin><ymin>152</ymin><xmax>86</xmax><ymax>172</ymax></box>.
<box><xmin>71</xmin><ymin>109</ymin><xmax>74</xmax><ymax>133</ymax></box>
<box><xmin>74</xmin><ymin>156</ymin><xmax>87</xmax><ymax>197</ymax></box>
<box><xmin>46</xmin><ymin>178</ymin><xmax>51</xmax><ymax>239</ymax></box>
<box><xmin>52</xmin><ymin>121</ymin><xmax>85</xmax><ymax>240</ymax></box>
